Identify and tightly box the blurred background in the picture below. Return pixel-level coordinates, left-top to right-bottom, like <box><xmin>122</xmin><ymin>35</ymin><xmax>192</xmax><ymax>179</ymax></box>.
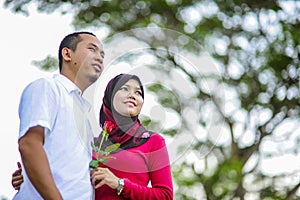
<box><xmin>1</xmin><ymin>0</ymin><xmax>299</xmax><ymax>199</ymax></box>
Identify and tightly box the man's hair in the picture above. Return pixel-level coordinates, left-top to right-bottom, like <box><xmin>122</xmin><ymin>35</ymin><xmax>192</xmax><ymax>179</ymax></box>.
<box><xmin>58</xmin><ymin>31</ymin><xmax>96</xmax><ymax>71</ymax></box>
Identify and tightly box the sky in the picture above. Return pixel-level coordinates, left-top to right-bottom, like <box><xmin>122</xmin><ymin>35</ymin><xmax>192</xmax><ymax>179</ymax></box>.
<box><xmin>1</xmin><ymin>2</ymin><xmax>299</xmax><ymax>199</ymax></box>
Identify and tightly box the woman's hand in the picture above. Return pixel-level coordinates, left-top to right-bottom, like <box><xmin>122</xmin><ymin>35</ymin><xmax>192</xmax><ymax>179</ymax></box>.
<box><xmin>12</xmin><ymin>162</ymin><xmax>23</xmax><ymax>190</ymax></box>
<box><xmin>90</xmin><ymin>167</ymin><xmax>119</xmax><ymax>189</ymax></box>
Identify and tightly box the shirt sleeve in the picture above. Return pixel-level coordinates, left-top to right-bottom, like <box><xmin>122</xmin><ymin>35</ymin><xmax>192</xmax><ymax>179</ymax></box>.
<box><xmin>18</xmin><ymin>78</ymin><xmax>59</xmax><ymax>139</ymax></box>
<box><xmin>122</xmin><ymin>134</ymin><xmax>174</xmax><ymax>200</ymax></box>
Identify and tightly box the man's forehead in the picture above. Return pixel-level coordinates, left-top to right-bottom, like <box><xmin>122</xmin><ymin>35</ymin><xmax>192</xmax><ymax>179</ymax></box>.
<box><xmin>80</xmin><ymin>34</ymin><xmax>102</xmax><ymax>45</ymax></box>
<box><xmin>80</xmin><ymin>35</ymin><xmax>104</xmax><ymax>53</ymax></box>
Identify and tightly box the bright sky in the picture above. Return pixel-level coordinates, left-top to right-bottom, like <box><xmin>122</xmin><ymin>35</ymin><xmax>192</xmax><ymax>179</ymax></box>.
<box><xmin>1</xmin><ymin>3</ymin><xmax>299</xmax><ymax>199</ymax></box>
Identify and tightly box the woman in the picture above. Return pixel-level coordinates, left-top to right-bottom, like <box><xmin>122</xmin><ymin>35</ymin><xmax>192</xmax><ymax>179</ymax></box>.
<box><xmin>12</xmin><ymin>73</ymin><xmax>173</xmax><ymax>200</ymax></box>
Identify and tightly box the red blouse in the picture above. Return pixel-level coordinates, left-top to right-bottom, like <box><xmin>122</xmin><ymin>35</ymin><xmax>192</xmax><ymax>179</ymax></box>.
<box><xmin>94</xmin><ymin>133</ymin><xmax>173</xmax><ymax>200</ymax></box>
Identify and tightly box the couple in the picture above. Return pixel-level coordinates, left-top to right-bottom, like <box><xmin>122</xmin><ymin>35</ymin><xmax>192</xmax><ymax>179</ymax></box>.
<box><xmin>12</xmin><ymin>32</ymin><xmax>173</xmax><ymax>199</ymax></box>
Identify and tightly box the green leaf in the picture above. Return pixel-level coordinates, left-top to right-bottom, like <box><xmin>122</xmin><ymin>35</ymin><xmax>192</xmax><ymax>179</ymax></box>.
<box><xmin>91</xmin><ymin>142</ymin><xmax>99</xmax><ymax>152</ymax></box>
<box><xmin>98</xmin><ymin>150</ymin><xmax>109</xmax><ymax>156</ymax></box>
<box><xmin>99</xmin><ymin>158</ymin><xmax>108</xmax><ymax>164</ymax></box>
<box><xmin>89</xmin><ymin>160</ymin><xmax>99</xmax><ymax>169</ymax></box>
<box><xmin>105</xmin><ymin>143</ymin><xmax>120</xmax><ymax>153</ymax></box>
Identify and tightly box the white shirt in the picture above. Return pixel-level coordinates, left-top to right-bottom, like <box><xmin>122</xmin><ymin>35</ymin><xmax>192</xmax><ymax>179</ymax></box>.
<box><xmin>13</xmin><ymin>74</ymin><xmax>94</xmax><ymax>200</ymax></box>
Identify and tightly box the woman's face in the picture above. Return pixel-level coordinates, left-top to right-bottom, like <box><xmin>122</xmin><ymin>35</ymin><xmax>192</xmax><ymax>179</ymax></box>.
<box><xmin>113</xmin><ymin>79</ymin><xmax>144</xmax><ymax>117</ymax></box>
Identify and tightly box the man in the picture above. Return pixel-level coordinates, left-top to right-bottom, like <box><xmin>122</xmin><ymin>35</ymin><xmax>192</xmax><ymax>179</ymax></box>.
<box><xmin>13</xmin><ymin>31</ymin><xmax>104</xmax><ymax>200</ymax></box>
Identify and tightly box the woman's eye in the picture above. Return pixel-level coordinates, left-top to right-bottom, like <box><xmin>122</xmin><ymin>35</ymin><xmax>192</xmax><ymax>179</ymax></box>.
<box><xmin>120</xmin><ymin>87</ymin><xmax>128</xmax><ymax>91</ymax></box>
<box><xmin>136</xmin><ymin>91</ymin><xmax>142</xmax><ymax>95</ymax></box>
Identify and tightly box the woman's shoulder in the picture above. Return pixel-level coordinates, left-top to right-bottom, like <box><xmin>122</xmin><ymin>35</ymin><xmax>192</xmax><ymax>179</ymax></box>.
<box><xmin>149</xmin><ymin>132</ymin><xmax>164</xmax><ymax>139</ymax></box>
<box><xmin>147</xmin><ymin>132</ymin><xmax>167</xmax><ymax>147</ymax></box>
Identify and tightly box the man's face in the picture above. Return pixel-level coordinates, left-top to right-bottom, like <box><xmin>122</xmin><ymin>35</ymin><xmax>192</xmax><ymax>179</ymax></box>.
<box><xmin>72</xmin><ymin>34</ymin><xmax>105</xmax><ymax>85</ymax></box>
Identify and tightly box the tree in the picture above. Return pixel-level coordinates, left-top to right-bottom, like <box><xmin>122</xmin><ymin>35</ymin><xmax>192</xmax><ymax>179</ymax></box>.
<box><xmin>1</xmin><ymin>196</ymin><xmax>8</xmax><ymax>200</ymax></box>
<box><xmin>4</xmin><ymin>0</ymin><xmax>300</xmax><ymax>199</ymax></box>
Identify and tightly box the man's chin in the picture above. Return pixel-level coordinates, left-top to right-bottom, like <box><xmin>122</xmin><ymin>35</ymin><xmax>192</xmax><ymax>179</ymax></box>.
<box><xmin>89</xmin><ymin>75</ymin><xmax>100</xmax><ymax>83</ymax></box>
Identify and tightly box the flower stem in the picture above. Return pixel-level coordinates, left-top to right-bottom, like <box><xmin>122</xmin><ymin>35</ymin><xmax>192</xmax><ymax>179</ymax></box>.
<box><xmin>97</xmin><ymin>128</ymin><xmax>107</xmax><ymax>160</ymax></box>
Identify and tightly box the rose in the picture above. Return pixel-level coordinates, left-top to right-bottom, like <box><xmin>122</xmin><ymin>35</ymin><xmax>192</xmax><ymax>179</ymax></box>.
<box><xmin>89</xmin><ymin>121</ymin><xmax>120</xmax><ymax>169</ymax></box>
<box><xmin>104</xmin><ymin>121</ymin><xmax>115</xmax><ymax>133</ymax></box>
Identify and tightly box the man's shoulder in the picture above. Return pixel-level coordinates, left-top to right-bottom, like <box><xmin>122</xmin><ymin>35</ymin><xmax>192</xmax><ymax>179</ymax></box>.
<box><xmin>22</xmin><ymin>76</ymin><xmax>61</xmax><ymax>96</ymax></box>
<box><xmin>26</xmin><ymin>76</ymin><xmax>55</xmax><ymax>87</ymax></box>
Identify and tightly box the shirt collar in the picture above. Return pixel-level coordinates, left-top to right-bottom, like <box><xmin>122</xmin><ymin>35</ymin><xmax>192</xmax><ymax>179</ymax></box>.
<box><xmin>54</xmin><ymin>74</ymin><xmax>82</xmax><ymax>95</ymax></box>
<box><xmin>54</xmin><ymin>74</ymin><xmax>91</xmax><ymax>111</ymax></box>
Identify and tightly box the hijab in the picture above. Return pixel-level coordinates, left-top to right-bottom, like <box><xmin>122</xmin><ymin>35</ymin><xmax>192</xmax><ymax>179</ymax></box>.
<box><xmin>98</xmin><ymin>73</ymin><xmax>152</xmax><ymax>152</ymax></box>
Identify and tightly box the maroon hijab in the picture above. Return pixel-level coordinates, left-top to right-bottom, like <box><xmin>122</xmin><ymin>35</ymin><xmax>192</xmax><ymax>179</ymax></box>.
<box><xmin>98</xmin><ymin>74</ymin><xmax>152</xmax><ymax>152</ymax></box>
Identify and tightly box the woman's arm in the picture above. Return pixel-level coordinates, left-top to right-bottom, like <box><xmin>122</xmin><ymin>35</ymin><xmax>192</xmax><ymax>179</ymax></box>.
<box><xmin>91</xmin><ymin>134</ymin><xmax>173</xmax><ymax>200</ymax></box>
<box><xmin>121</xmin><ymin>166</ymin><xmax>173</xmax><ymax>200</ymax></box>
<box><xmin>121</xmin><ymin>134</ymin><xmax>173</xmax><ymax>200</ymax></box>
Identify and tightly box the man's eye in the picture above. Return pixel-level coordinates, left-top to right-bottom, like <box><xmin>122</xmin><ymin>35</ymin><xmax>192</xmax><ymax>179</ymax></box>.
<box><xmin>89</xmin><ymin>48</ymin><xmax>96</xmax><ymax>52</ymax></box>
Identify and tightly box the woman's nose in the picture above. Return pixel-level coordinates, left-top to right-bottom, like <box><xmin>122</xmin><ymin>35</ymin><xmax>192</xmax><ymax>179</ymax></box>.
<box><xmin>128</xmin><ymin>91</ymin><xmax>136</xmax><ymax>99</ymax></box>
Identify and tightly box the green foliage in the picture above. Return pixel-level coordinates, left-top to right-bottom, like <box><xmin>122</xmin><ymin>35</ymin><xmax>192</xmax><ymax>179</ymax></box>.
<box><xmin>0</xmin><ymin>196</ymin><xmax>8</xmax><ymax>200</ymax></box>
<box><xmin>104</xmin><ymin>143</ymin><xmax>120</xmax><ymax>153</ymax></box>
<box><xmin>201</xmin><ymin>158</ymin><xmax>244</xmax><ymax>199</ymax></box>
<box><xmin>147</xmin><ymin>83</ymin><xmax>181</xmax><ymax>113</ymax></box>
<box><xmin>31</xmin><ymin>55</ymin><xmax>58</xmax><ymax>71</ymax></box>
<box><xmin>140</xmin><ymin>114</ymin><xmax>178</xmax><ymax>137</ymax></box>
<box><xmin>89</xmin><ymin>159</ymin><xmax>100</xmax><ymax>169</ymax></box>
<box><xmin>140</xmin><ymin>115</ymin><xmax>160</xmax><ymax>131</ymax></box>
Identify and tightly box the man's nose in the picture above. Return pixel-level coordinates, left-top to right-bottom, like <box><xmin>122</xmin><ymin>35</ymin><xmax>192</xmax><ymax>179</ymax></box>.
<box><xmin>96</xmin><ymin>53</ymin><xmax>104</xmax><ymax>63</ymax></box>
<box><xmin>96</xmin><ymin>56</ymin><xmax>103</xmax><ymax>64</ymax></box>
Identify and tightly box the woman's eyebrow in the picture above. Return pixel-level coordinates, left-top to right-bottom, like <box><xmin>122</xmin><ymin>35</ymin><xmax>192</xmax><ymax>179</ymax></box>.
<box><xmin>123</xmin><ymin>84</ymin><xmax>141</xmax><ymax>90</ymax></box>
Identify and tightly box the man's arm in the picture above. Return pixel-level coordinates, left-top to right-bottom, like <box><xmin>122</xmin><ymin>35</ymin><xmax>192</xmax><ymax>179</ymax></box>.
<box><xmin>18</xmin><ymin>126</ymin><xmax>63</xmax><ymax>200</ymax></box>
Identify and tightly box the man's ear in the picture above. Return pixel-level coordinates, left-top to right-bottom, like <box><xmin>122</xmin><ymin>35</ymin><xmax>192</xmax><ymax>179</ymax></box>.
<box><xmin>61</xmin><ymin>47</ymin><xmax>72</xmax><ymax>62</ymax></box>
